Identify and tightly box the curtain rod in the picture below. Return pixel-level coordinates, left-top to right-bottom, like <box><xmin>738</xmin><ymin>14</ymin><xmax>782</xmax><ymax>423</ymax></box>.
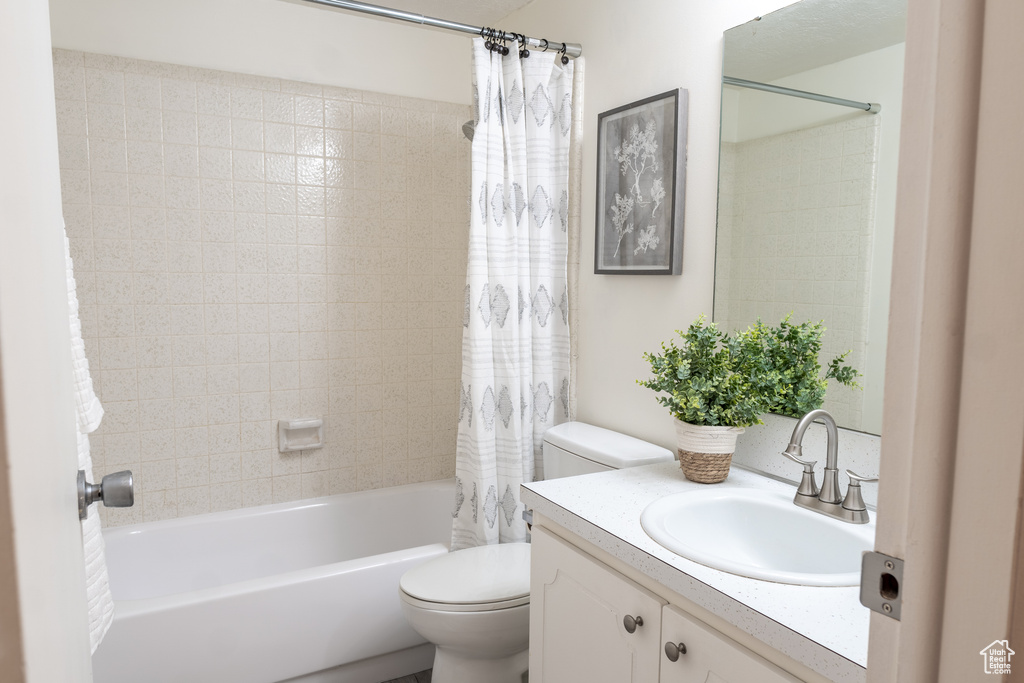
<box><xmin>723</xmin><ymin>76</ymin><xmax>880</xmax><ymax>114</ymax></box>
<box><xmin>299</xmin><ymin>0</ymin><xmax>583</xmax><ymax>59</ymax></box>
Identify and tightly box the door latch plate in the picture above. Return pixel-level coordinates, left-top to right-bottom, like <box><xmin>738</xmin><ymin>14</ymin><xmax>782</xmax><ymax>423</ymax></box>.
<box><xmin>860</xmin><ymin>551</ymin><xmax>903</xmax><ymax>620</ymax></box>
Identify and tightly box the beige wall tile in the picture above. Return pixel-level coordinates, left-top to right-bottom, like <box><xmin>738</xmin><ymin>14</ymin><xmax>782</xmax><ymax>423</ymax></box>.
<box><xmin>58</xmin><ymin>48</ymin><xmax>470</xmax><ymax>524</ymax></box>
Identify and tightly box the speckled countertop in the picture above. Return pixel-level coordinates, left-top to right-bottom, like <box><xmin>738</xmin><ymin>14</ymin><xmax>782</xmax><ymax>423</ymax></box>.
<box><xmin>521</xmin><ymin>462</ymin><xmax>869</xmax><ymax>683</ymax></box>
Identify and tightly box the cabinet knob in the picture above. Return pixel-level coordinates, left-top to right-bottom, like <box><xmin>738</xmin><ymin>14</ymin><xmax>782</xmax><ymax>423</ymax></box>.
<box><xmin>623</xmin><ymin>614</ymin><xmax>643</xmax><ymax>634</ymax></box>
<box><xmin>664</xmin><ymin>641</ymin><xmax>688</xmax><ymax>662</ymax></box>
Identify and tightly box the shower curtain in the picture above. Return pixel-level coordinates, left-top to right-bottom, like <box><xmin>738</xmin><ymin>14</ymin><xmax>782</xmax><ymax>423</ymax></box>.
<box><xmin>451</xmin><ymin>38</ymin><xmax>574</xmax><ymax>550</ymax></box>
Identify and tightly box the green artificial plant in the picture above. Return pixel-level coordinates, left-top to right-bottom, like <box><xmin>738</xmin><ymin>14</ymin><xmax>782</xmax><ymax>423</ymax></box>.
<box><xmin>639</xmin><ymin>314</ymin><xmax>861</xmax><ymax>426</ymax></box>
<box><xmin>737</xmin><ymin>315</ymin><xmax>861</xmax><ymax>419</ymax></box>
<box><xmin>637</xmin><ymin>315</ymin><xmax>766</xmax><ymax>427</ymax></box>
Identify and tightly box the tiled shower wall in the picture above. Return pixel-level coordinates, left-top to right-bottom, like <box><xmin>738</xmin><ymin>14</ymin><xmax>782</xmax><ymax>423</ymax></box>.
<box><xmin>52</xmin><ymin>49</ymin><xmax>471</xmax><ymax>524</ymax></box>
<box><xmin>715</xmin><ymin>116</ymin><xmax>880</xmax><ymax>430</ymax></box>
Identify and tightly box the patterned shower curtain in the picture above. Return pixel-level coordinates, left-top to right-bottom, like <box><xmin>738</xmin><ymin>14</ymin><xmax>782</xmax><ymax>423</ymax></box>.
<box><xmin>451</xmin><ymin>39</ymin><xmax>574</xmax><ymax>550</ymax></box>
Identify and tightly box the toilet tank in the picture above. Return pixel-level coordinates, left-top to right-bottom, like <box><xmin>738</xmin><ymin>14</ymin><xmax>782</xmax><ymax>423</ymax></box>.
<box><xmin>541</xmin><ymin>422</ymin><xmax>674</xmax><ymax>480</ymax></box>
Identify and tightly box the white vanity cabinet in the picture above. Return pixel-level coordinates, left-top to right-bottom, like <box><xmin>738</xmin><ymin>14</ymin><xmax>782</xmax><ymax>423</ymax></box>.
<box><xmin>530</xmin><ymin>526</ymin><xmax>805</xmax><ymax>683</ymax></box>
<box><xmin>530</xmin><ymin>526</ymin><xmax>666</xmax><ymax>682</ymax></box>
<box><xmin>660</xmin><ymin>605</ymin><xmax>801</xmax><ymax>682</ymax></box>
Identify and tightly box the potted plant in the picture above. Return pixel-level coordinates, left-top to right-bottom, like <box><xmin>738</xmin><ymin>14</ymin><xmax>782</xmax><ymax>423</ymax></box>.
<box><xmin>639</xmin><ymin>314</ymin><xmax>860</xmax><ymax>483</ymax></box>
<box><xmin>638</xmin><ymin>316</ymin><xmax>765</xmax><ymax>483</ymax></box>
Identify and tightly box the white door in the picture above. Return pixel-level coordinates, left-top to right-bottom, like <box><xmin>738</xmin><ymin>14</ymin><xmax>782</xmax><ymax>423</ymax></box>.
<box><xmin>659</xmin><ymin>606</ymin><xmax>799</xmax><ymax>683</ymax></box>
<box><xmin>0</xmin><ymin>1</ymin><xmax>93</xmax><ymax>681</ymax></box>
<box><xmin>530</xmin><ymin>526</ymin><xmax>665</xmax><ymax>683</ymax></box>
<box><xmin>867</xmin><ymin>0</ymin><xmax>1024</xmax><ymax>680</ymax></box>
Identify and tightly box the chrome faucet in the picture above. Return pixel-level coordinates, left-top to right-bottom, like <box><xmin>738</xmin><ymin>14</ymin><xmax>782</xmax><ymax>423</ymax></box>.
<box><xmin>780</xmin><ymin>409</ymin><xmax>878</xmax><ymax>524</ymax></box>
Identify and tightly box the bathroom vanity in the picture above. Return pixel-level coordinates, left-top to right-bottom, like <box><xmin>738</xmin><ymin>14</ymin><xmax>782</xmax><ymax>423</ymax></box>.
<box><xmin>522</xmin><ymin>463</ymin><xmax>869</xmax><ymax>683</ymax></box>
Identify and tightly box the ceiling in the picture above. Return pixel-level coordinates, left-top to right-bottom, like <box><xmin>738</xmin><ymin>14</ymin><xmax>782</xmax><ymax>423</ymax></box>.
<box><xmin>366</xmin><ymin>0</ymin><xmax>535</xmax><ymax>28</ymax></box>
<box><xmin>724</xmin><ymin>0</ymin><xmax>907</xmax><ymax>82</ymax></box>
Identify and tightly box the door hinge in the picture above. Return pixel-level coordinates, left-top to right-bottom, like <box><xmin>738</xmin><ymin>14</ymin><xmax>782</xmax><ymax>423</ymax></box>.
<box><xmin>860</xmin><ymin>551</ymin><xmax>903</xmax><ymax>620</ymax></box>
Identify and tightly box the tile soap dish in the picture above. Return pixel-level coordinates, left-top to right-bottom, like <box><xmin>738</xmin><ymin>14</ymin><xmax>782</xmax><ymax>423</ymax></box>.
<box><xmin>278</xmin><ymin>418</ymin><xmax>324</xmax><ymax>452</ymax></box>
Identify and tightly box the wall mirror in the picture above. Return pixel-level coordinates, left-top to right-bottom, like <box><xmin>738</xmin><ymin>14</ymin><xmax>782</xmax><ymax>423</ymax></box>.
<box><xmin>714</xmin><ymin>0</ymin><xmax>907</xmax><ymax>435</ymax></box>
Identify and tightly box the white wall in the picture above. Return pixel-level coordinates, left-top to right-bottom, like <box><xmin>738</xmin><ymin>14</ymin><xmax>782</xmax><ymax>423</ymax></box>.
<box><xmin>48</xmin><ymin>0</ymin><xmax>471</xmax><ymax>105</ymax></box>
<box><xmin>500</xmin><ymin>0</ymin><xmax>797</xmax><ymax>451</ymax></box>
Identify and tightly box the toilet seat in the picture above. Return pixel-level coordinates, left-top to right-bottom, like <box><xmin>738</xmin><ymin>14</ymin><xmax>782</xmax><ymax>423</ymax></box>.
<box><xmin>399</xmin><ymin>543</ymin><xmax>531</xmax><ymax>613</ymax></box>
<box><xmin>400</xmin><ymin>591</ymin><xmax>529</xmax><ymax>612</ymax></box>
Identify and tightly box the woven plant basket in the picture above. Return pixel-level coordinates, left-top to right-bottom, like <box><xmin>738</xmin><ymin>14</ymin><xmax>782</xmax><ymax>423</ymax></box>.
<box><xmin>673</xmin><ymin>419</ymin><xmax>744</xmax><ymax>484</ymax></box>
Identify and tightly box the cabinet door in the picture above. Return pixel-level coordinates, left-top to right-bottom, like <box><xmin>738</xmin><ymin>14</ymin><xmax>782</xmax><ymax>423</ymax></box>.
<box><xmin>530</xmin><ymin>526</ymin><xmax>666</xmax><ymax>683</ymax></box>
<box><xmin>659</xmin><ymin>606</ymin><xmax>802</xmax><ymax>682</ymax></box>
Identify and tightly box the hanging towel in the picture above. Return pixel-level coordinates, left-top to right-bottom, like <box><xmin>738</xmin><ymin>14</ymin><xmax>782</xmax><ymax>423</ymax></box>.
<box><xmin>65</xmin><ymin>230</ymin><xmax>114</xmax><ymax>653</ymax></box>
<box><xmin>67</xmin><ymin>235</ymin><xmax>103</xmax><ymax>433</ymax></box>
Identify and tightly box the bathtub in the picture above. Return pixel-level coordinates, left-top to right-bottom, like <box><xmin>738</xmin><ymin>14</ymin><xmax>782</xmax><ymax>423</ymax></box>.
<box><xmin>92</xmin><ymin>479</ymin><xmax>454</xmax><ymax>683</ymax></box>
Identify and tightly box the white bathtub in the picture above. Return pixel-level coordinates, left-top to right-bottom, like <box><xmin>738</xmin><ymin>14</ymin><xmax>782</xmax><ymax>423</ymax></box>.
<box><xmin>92</xmin><ymin>480</ymin><xmax>454</xmax><ymax>683</ymax></box>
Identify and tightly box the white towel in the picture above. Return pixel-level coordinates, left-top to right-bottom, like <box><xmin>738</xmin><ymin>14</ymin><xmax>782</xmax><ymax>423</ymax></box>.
<box><xmin>65</xmin><ymin>231</ymin><xmax>114</xmax><ymax>653</ymax></box>
<box><xmin>67</xmin><ymin>235</ymin><xmax>103</xmax><ymax>433</ymax></box>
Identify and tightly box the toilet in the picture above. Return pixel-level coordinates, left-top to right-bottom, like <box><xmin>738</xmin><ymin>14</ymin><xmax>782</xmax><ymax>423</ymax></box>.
<box><xmin>398</xmin><ymin>421</ymin><xmax>674</xmax><ymax>683</ymax></box>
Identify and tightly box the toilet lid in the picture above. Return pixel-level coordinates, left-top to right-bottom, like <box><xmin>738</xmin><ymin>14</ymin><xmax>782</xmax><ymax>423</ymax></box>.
<box><xmin>400</xmin><ymin>543</ymin><xmax>531</xmax><ymax>606</ymax></box>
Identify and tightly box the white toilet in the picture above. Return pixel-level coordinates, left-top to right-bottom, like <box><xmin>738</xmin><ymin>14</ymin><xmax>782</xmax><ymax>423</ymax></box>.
<box><xmin>398</xmin><ymin>421</ymin><xmax>673</xmax><ymax>683</ymax></box>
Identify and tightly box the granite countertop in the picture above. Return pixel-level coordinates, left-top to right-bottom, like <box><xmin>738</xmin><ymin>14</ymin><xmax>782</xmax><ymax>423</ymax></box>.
<box><xmin>521</xmin><ymin>462</ymin><xmax>870</xmax><ymax>683</ymax></box>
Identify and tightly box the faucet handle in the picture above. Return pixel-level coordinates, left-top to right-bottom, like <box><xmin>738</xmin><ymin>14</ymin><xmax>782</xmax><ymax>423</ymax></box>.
<box><xmin>846</xmin><ymin>469</ymin><xmax>879</xmax><ymax>484</ymax></box>
<box><xmin>842</xmin><ymin>470</ymin><xmax>878</xmax><ymax>512</ymax></box>
<box><xmin>781</xmin><ymin>450</ymin><xmax>819</xmax><ymax>497</ymax></box>
<box><xmin>781</xmin><ymin>448</ymin><xmax>816</xmax><ymax>470</ymax></box>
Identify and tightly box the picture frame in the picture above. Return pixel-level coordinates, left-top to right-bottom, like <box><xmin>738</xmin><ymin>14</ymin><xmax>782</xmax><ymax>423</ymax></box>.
<box><xmin>594</xmin><ymin>88</ymin><xmax>688</xmax><ymax>275</ymax></box>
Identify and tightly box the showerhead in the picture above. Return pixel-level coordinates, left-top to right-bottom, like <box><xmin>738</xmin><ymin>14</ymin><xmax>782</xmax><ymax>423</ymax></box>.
<box><xmin>462</xmin><ymin>120</ymin><xmax>475</xmax><ymax>141</ymax></box>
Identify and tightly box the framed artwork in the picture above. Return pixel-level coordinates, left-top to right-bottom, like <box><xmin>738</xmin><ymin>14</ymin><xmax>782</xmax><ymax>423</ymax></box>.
<box><xmin>594</xmin><ymin>88</ymin><xmax>688</xmax><ymax>275</ymax></box>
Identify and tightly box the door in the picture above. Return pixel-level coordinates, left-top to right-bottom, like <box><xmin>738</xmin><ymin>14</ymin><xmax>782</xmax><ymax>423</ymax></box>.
<box><xmin>868</xmin><ymin>0</ymin><xmax>1024</xmax><ymax>681</ymax></box>
<box><xmin>530</xmin><ymin>526</ymin><xmax>666</xmax><ymax>683</ymax></box>
<box><xmin>0</xmin><ymin>0</ymin><xmax>93</xmax><ymax>681</ymax></box>
<box><xmin>659</xmin><ymin>605</ymin><xmax>799</xmax><ymax>683</ymax></box>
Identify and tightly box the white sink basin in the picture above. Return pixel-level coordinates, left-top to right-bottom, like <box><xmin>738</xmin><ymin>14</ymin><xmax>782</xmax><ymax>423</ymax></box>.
<box><xmin>640</xmin><ymin>488</ymin><xmax>874</xmax><ymax>586</ymax></box>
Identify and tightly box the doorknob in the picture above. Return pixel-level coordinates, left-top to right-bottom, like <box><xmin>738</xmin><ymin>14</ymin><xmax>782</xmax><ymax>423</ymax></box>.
<box><xmin>78</xmin><ymin>470</ymin><xmax>134</xmax><ymax>520</ymax></box>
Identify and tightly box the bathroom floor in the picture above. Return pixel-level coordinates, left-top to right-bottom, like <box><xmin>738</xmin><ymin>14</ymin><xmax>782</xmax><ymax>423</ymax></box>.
<box><xmin>382</xmin><ymin>670</ymin><xmax>431</xmax><ymax>683</ymax></box>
